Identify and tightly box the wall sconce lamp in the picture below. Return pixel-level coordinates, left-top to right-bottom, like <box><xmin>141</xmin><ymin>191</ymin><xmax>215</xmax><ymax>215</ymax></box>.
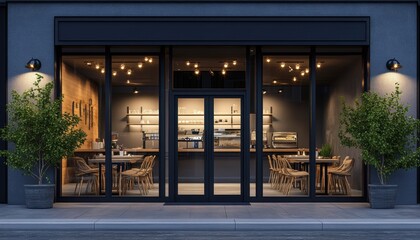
<box><xmin>386</xmin><ymin>58</ymin><xmax>402</xmax><ymax>71</ymax></box>
<box><xmin>25</xmin><ymin>58</ymin><xmax>42</xmax><ymax>71</ymax></box>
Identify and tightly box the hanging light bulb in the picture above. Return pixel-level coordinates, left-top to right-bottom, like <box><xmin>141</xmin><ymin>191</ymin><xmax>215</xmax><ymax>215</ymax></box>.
<box><xmin>280</xmin><ymin>62</ymin><xmax>286</xmax><ymax>68</ymax></box>
<box><xmin>120</xmin><ymin>64</ymin><xmax>125</xmax><ymax>70</ymax></box>
<box><xmin>272</xmin><ymin>80</ymin><xmax>277</xmax><ymax>84</ymax></box>
<box><xmin>305</xmin><ymin>68</ymin><xmax>309</xmax><ymax>73</ymax></box>
<box><xmin>148</xmin><ymin>58</ymin><xmax>153</xmax><ymax>63</ymax></box>
<box><xmin>186</xmin><ymin>61</ymin><xmax>190</xmax><ymax>66</ymax></box>
<box><xmin>224</xmin><ymin>62</ymin><xmax>229</xmax><ymax>68</ymax></box>
<box><xmin>194</xmin><ymin>69</ymin><xmax>200</xmax><ymax>75</ymax></box>
<box><xmin>133</xmin><ymin>88</ymin><xmax>139</xmax><ymax>94</ymax></box>
<box><xmin>278</xmin><ymin>89</ymin><xmax>283</xmax><ymax>93</ymax></box>
<box><xmin>233</xmin><ymin>60</ymin><xmax>237</xmax><ymax>66</ymax></box>
<box><xmin>301</xmin><ymin>71</ymin><xmax>305</xmax><ymax>76</ymax></box>
<box><xmin>95</xmin><ymin>64</ymin><xmax>100</xmax><ymax>69</ymax></box>
<box><xmin>293</xmin><ymin>77</ymin><xmax>297</xmax><ymax>82</ymax></box>
<box><xmin>101</xmin><ymin>68</ymin><xmax>105</xmax><ymax>74</ymax></box>
<box><xmin>295</xmin><ymin>64</ymin><xmax>300</xmax><ymax>70</ymax></box>
<box><xmin>221</xmin><ymin>69</ymin><xmax>226</xmax><ymax>75</ymax></box>
<box><xmin>194</xmin><ymin>63</ymin><xmax>199</xmax><ymax>68</ymax></box>
<box><xmin>144</xmin><ymin>57</ymin><xmax>149</xmax><ymax>61</ymax></box>
<box><xmin>266</xmin><ymin>58</ymin><xmax>271</xmax><ymax>63</ymax></box>
<box><xmin>127</xmin><ymin>69</ymin><xmax>132</xmax><ymax>75</ymax></box>
<box><xmin>138</xmin><ymin>62</ymin><xmax>143</xmax><ymax>68</ymax></box>
<box><xmin>112</xmin><ymin>71</ymin><xmax>117</xmax><ymax>76</ymax></box>
<box><xmin>317</xmin><ymin>62</ymin><xmax>322</xmax><ymax>68</ymax></box>
<box><xmin>126</xmin><ymin>79</ymin><xmax>130</xmax><ymax>84</ymax></box>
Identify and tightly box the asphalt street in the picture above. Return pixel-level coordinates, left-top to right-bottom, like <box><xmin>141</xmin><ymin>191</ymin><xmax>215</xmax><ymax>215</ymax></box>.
<box><xmin>1</xmin><ymin>231</ymin><xmax>419</xmax><ymax>240</ymax></box>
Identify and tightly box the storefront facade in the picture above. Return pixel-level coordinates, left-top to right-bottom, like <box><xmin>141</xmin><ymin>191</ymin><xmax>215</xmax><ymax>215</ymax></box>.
<box><xmin>1</xmin><ymin>0</ymin><xmax>419</xmax><ymax>205</ymax></box>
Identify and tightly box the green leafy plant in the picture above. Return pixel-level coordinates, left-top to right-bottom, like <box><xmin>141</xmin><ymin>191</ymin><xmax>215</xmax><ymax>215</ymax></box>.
<box><xmin>318</xmin><ymin>144</ymin><xmax>332</xmax><ymax>158</ymax></box>
<box><xmin>339</xmin><ymin>83</ymin><xmax>420</xmax><ymax>185</ymax></box>
<box><xmin>0</xmin><ymin>74</ymin><xmax>86</xmax><ymax>184</ymax></box>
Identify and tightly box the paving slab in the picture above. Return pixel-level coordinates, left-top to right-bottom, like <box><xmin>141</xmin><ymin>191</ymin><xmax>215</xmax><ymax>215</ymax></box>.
<box><xmin>0</xmin><ymin>203</ymin><xmax>419</xmax><ymax>231</ymax></box>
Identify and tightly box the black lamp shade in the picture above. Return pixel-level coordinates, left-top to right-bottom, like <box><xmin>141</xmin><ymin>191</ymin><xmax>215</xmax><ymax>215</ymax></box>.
<box><xmin>25</xmin><ymin>58</ymin><xmax>41</xmax><ymax>71</ymax></box>
<box><xmin>386</xmin><ymin>58</ymin><xmax>402</xmax><ymax>71</ymax></box>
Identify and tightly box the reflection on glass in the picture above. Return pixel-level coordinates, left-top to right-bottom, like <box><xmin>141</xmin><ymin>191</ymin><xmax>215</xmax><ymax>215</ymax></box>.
<box><xmin>213</xmin><ymin>98</ymin><xmax>241</xmax><ymax>195</ymax></box>
<box><xmin>177</xmin><ymin>98</ymin><xmax>205</xmax><ymax>195</ymax></box>
<box><xmin>262</xmin><ymin>55</ymin><xmax>310</xmax><ymax>197</ymax></box>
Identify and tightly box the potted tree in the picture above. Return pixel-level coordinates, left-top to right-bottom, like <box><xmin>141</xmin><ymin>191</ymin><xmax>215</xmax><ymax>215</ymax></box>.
<box><xmin>0</xmin><ymin>74</ymin><xmax>86</xmax><ymax>209</ymax></box>
<box><xmin>339</xmin><ymin>83</ymin><xmax>420</xmax><ymax>208</ymax></box>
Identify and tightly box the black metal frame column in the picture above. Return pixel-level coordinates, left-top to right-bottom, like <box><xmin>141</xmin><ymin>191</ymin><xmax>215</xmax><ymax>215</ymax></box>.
<box><xmin>309</xmin><ymin>46</ymin><xmax>317</xmax><ymax>198</ymax></box>
<box><xmin>255</xmin><ymin>47</ymin><xmax>263</xmax><ymax>199</ymax></box>
<box><xmin>104</xmin><ymin>46</ymin><xmax>113</xmax><ymax>198</ymax></box>
<box><xmin>0</xmin><ymin>4</ymin><xmax>7</xmax><ymax>204</ymax></box>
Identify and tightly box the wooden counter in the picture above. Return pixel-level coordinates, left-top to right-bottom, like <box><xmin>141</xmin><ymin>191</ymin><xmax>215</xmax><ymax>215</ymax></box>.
<box><xmin>75</xmin><ymin>148</ymin><xmax>159</xmax><ymax>153</ymax></box>
<box><xmin>75</xmin><ymin>148</ymin><xmax>307</xmax><ymax>153</ymax></box>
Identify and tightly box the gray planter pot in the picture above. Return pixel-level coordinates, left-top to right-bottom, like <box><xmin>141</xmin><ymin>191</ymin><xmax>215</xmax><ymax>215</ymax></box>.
<box><xmin>368</xmin><ymin>184</ymin><xmax>398</xmax><ymax>209</ymax></box>
<box><xmin>24</xmin><ymin>184</ymin><xmax>55</xmax><ymax>209</ymax></box>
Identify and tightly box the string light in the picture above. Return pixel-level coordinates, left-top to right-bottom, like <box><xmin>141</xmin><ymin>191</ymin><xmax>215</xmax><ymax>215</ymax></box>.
<box><xmin>126</xmin><ymin>79</ymin><xmax>130</xmax><ymax>84</ymax></box>
<box><xmin>295</xmin><ymin>64</ymin><xmax>300</xmax><ymax>70</ymax></box>
<box><xmin>233</xmin><ymin>60</ymin><xmax>237</xmax><ymax>66</ymax></box>
<box><xmin>301</xmin><ymin>71</ymin><xmax>305</xmax><ymax>76</ymax></box>
<box><xmin>272</xmin><ymin>80</ymin><xmax>277</xmax><ymax>84</ymax></box>
<box><xmin>194</xmin><ymin>69</ymin><xmax>200</xmax><ymax>75</ymax></box>
<box><xmin>101</xmin><ymin>68</ymin><xmax>105</xmax><ymax>74</ymax></box>
<box><xmin>112</xmin><ymin>71</ymin><xmax>117</xmax><ymax>76</ymax></box>
<box><xmin>194</xmin><ymin>63</ymin><xmax>199</xmax><ymax>68</ymax></box>
<box><xmin>221</xmin><ymin>69</ymin><xmax>226</xmax><ymax>75</ymax></box>
<box><xmin>317</xmin><ymin>62</ymin><xmax>322</xmax><ymax>68</ymax></box>
<box><xmin>305</xmin><ymin>68</ymin><xmax>309</xmax><ymax>73</ymax></box>
<box><xmin>293</xmin><ymin>77</ymin><xmax>297</xmax><ymax>82</ymax></box>
<box><xmin>95</xmin><ymin>64</ymin><xmax>100</xmax><ymax>69</ymax></box>
<box><xmin>280</xmin><ymin>62</ymin><xmax>286</xmax><ymax>68</ymax></box>
<box><xmin>138</xmin><ymin>62</ymin><xmax>143</xmax><ymax>68</ymax></box>
<box><xmin>120</xmin><ymin>64</ymin><xmax>125</xmax><ymax>70</ymax></box>
<box><xmin>127</xmin><ymin>69</ymin><xmax>132</xmax><ymax>75</ymax></box>
<box><xmin>148</xmin><ymin>58</ymin><xmax>153</xmax><ymax>63</ymax></box>
<box><xmin>266</xmin><ymin>58</ymin><xmax>271</xmax><ymax>63</ymax></box>
<box><xmin>144</xmin><ymin>57</ymin><xmax>149</xmax><ymax>61</ymax></box>
<box><xmin>186</xmin><ymin>61</ymin><xmax>190</xmax><ymax>66</ymax></box>
<box><xmin>224</xmin><ymin>62</ymin><xmax>229</xmax><ymax>68</ymax></box>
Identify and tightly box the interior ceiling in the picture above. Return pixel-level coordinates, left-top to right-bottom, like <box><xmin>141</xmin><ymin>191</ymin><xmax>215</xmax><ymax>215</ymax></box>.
<box><xmin>262</xmin><ymin>55</ymin><xmax>362</xmax><ymax>86</ymax></box>
<box><xmin>62</xmin><ymin>51</ymin><xmax>362</xmax><ymax>87</ymax></box>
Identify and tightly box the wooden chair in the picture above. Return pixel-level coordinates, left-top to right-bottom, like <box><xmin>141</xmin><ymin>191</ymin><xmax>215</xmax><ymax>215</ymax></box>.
<box><xmin>119</xmin><ymin>155</ymin><xmax>156</xmax><ymax>195</ymax></box>
<box><xmin>277</xmin><ymin>156</ymin><xmax>308</xmax><ymax>195</ymax></box>
<box><xmin>74</xmin><ymin>157</ymin><xmax>99</xmax><ymax>196</ymax></box>
<box><xmin>329</xmin><ymin>157</ymin><xmax>354</xmax><ymax>195</ymax></box>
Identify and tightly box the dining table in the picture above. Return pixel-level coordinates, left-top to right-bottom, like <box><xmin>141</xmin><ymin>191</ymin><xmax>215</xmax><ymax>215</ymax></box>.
<box><xmin>283</xmin><ymin>155</ymin><xmax>339</xmax><ymax>194</ymax></box>
<box><xmin>88</xmin><ymin>155</ymin><xmax>144</xmax><ymax>194</ymax></box>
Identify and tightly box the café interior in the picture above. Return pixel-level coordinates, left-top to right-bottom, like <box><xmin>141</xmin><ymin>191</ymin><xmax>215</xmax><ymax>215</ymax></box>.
<box><xmin>59</xmin><ymin>46</ymin><xmax>365</xmax><ymax>201</ymax></box>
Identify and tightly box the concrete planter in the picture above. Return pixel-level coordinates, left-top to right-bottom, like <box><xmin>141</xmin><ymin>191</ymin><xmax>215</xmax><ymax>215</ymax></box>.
<box><xmin>368</xmin><ymin>184</ymin><xmax>397</xmax><ymax>209</ymax></box>
<box><xmin>24</xmin><ymin>184</ymin><xmax>55</xmax><ymax>209</ymax></box>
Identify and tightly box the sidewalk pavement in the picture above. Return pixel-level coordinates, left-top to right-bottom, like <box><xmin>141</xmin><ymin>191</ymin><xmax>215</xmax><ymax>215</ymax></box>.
<box><xmin>0</xmin><ymin>202</ymin><xmax>420</xmax><ymax>231</ymax></box>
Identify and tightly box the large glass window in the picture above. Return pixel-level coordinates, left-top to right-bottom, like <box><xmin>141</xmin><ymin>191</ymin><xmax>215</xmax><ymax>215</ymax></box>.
<box><xmin>172</xmin><ymin>46</ymin><xmax>246</xmax><ymax>89</ymax></box>
<box><xmin>315</xmin><ymin>54</ymin><xmax>364</xmax><ymax>197</ymax></box>
<box><xmin>112</xmin><ymin>55</ymin><xmax>160</xmax><ymax>197</ymax></box>
<box><xmin>60</xmin><ymin>54</ymin><xmax>106</xmax><ymax>197</ymax></box>
<box><xmin>262</xmin><ymin>55</ymin><xmax>310</xmax><ymax>197</ymax></box>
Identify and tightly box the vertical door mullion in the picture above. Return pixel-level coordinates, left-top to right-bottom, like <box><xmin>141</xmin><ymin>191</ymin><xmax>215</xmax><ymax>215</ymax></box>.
<box><xmin>242</xmin><ymin>96</ymin><xmax>249</xmax><ymax>201</ymax></box>
<box><xmin>159</xmin><ymin>46</ymin><xmax>165</xmax><ymax>199</ymax></box>
<box><xmin>172</xmin><ymin>96</ymin><xmax>178</xmax><ymax>200</ymax></box>
<box><xmin>207</xmin><ymin>97</ymin><xmax>214</xmax><ymax>200</ymax></box>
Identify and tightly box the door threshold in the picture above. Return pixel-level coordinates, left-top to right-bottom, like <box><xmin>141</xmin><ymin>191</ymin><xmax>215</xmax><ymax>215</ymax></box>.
<box><xmin>164</xmin><ymin>202</ymin><xmax>250</xmax><ymax>205</ymax></box>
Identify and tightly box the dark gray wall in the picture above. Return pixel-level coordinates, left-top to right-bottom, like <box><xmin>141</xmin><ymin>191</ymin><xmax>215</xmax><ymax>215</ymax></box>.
<box><xmin>0</xmin><ymin>5</ymin><xmax>7</xmax><ymax>203</ymax></box>
<box><xmin>322</xmin><ymin>56</ymin><xmax>364</xmax><ymax>191</ymax></box>
<box><xmin>6</xmin><ymin>2</ymin><xmax>418</xmax><ymax>204</ymax></box>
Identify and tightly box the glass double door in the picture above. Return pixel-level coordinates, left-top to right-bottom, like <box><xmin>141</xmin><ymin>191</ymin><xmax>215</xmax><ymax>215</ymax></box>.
<box><xmin>175</xmin><ymin>96</ymin><xmax>244</xmax><ymax>201</ymax></box>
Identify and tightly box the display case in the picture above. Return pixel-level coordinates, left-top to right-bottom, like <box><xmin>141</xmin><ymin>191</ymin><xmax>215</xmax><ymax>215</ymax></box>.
<box><xmin>214</xmin><ymin>128</ymin><xmax>241</xmax><ymax>149</ymax></box>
